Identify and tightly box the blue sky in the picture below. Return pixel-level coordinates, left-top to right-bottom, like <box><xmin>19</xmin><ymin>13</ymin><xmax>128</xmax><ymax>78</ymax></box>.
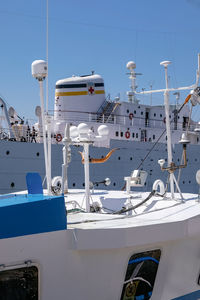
<box><xmin>0</xmin><ymin>0</ymin><xmax>200</xmax><ymax>121</ymax></box>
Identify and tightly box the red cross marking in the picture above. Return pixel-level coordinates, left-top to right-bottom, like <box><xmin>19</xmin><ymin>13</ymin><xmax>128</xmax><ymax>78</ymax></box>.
<box><xmin>88</xmin><ymin>86</ymin><xmax>94</xmax><ymax>94</ymax></box>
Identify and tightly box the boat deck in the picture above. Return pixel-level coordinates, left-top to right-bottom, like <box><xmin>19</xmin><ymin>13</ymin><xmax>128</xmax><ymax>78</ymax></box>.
<box><xmin>66</xmin><ymin>189</ymin><xmax>200</xmax><ymax>229</ymax></box>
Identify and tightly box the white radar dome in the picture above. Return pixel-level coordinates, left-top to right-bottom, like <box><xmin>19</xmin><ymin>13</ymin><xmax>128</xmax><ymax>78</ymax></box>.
<box><xmin>97</xmin><ymin>125</ymin><xmax>109</xmax><ymax>136</ymax></box>
<box><xmin>31</xmin><ymin>60</ymin><xmax>47</xmax><ymax>80</ymax></box>
<box><xmin>70</xmin><ymin>126</ymin><xmax>79</xmax><ymax>138</ymax></box>
<box><xmin>196</xmin><ymin>170</ymin><xmax>200</xmax><ymax>185</ymax></box>
<box><xmin>77</xmin><ymin>123</ymin><xmax>89</xmax><ymax>134</ymax></box>
<box><xmin>126</xmin><ymin>61</ymin><xmax>136</xmax><ymax>70</ymax></box>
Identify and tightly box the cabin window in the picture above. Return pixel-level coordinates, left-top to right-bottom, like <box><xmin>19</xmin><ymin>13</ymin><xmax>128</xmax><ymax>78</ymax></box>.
<box><xmin>154</xmin><ymin>113</ymin><xmax>156</xmax><ymax>117</ymax></box>
<box><xmin>116</xmin><ymin>131</ymin><xmax>119</xmax><ymax>137</ymax></box>
<box><xmin>136</xmin><ymin>133</ymin><xmax>138</xmax><ymax>138</ymax></box>
<box><xmin>120</xmin><ymin>249</ymin><xmax>161</xmax><ymax>300</ymax></box>
<box><xmin>0</xmin><ymin>266</ymin><xmax>38</xmax><ymax>300</ymax></box>
<box><xmin>134</xmin><ymin>110</ymin><xmax>136</xmax><ymax>114</ymax></box>
<box><xmin>153</xmin><ymin>135</ymin><xmax>155</xmax><ymax>140</ymax></box>
<box><xmin>141</xmin><ymin>111</ymin><xmax>143</xmax><ymax>115</ymax></box>
<box><xmin>132</xmin><ymin>133</ymin><xmax>135</xmax><ymax>138</ymax></box>
<box><xmin>127</xmin><ymin>109</ymin><xmax>130</xmax><ymax>113</ymax></box>
<box><xmin>121</xmin><ymin>132</ymin><xmax>123</xmax><ymax>137</ymax></box>
<box><xmin>160</xmin><ymin>114</ymin><xmax>162</xmax><ymax>118</ymax></box>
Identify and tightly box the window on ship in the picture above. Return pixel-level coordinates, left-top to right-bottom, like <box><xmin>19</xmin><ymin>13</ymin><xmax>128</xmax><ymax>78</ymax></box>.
<box><xmin>0</xmin><ymin>265</ymin><xmax>38</xmax><ymax>300</ymax></box>
<box><xmin>120</xmin><ymin>249</ymin><xmax>161</xmax><ymax>300</ymax></box>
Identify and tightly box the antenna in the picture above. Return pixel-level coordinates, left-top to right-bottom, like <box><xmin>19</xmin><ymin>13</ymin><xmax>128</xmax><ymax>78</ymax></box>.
<box><xmin>126</xmin><ymin>61</ymin><xmax>142</xmax><ymax>103</ymax></box>
<box><xmin>46</xmin><ymin>0</ymin><xmax>49</xmax><ymax>113</ymax></box>
<box><xmin>31</xmin><ymin>60</ymin><xmax>51</xmax><ymax>194</ymax></box>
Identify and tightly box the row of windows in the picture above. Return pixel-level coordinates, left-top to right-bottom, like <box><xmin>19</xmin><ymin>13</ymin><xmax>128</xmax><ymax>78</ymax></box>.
<box><xmin>115</xmin><ymin>131</ymin><xmax>156</xmax><ymax>140</ymax></box>
<box><xmin>126</xmin><ymin>109</ymin><xmax>181</xmax><ymax>119</ymax></box>
<box><xmin>0</xmin><ymin>250</ymin><xmax>161</xmax><ymax>300</ymax></box>
<box><xmin>4</xmin><ymin>151</ymin><xmax>40</xmax><ymax>157</ymax></box>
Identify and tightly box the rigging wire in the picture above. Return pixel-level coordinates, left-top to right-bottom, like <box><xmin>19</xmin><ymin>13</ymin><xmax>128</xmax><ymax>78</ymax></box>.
<box><xmin>136</xmin><ymin>94</ymin><xmax>191</xmax><ymax>170</ymax></box>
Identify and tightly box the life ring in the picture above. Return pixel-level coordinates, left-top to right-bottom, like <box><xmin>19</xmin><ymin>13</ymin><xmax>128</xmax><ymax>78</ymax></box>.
<box><xmin>125</xmin><ymin>131</ymin><xmax>130</xmax><ymax>139</ymax></box>
<box><xmin>56</xmin><ymin>133</ymin><xmax>62</xmax><ymax>142</ymax></box>
<box><xmin>129</xmin><ymin>113</ymin><xmax>134</xmax><ymax>120</ymax></box>
<box><xmin>163</xmin><ymin>117</ymin><xmax>166</xmax><ymax>123</ymax></box>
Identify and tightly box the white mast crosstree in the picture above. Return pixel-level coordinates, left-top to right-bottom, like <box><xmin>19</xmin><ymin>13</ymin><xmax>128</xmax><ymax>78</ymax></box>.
<box><xmin>137</xmin><ymin>54</ymin><xmax>200</xmax><ymax>199</ymax></box>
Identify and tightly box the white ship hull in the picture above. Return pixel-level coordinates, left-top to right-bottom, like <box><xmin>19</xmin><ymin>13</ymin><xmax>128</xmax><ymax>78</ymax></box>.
<box><xmin>1</xmin><ymin>138</ymin><xmax>199</xmax><ymax>194</ymax></box>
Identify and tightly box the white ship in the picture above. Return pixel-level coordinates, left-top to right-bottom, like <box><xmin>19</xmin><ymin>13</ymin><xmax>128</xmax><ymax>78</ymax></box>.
<box><xmin>1</xmin><ymin>58</ymin><xmax>200</xmax><ymax>300</ymax></box>
<box><xmin>0</xmin><ymin>58</ymin><xmax>199</xmax><ymax>194</ymax></box>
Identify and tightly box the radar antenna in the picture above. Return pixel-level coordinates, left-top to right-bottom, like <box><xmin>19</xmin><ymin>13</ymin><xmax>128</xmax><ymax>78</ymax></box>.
<box><xmin>126</xmin><ymin>61</ymin><xmax>142</xmax><ymax>103</ymax></box>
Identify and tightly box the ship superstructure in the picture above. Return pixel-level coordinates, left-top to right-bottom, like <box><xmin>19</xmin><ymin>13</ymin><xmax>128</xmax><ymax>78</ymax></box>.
<box><xmin>0</xmin><ymin>60</ymin><xmax>199</xmax><ymax>194</ymax></box>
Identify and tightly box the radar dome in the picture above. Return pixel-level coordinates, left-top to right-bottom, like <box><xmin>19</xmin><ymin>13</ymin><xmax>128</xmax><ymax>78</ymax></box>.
<box><xmin>77</xmin><ymin>123</ymin><xmax>89</xmax><ymax>134</ymax></box>
<box><xmin>31</xmin><ymin>60</ymin><xmax>47</xmax><ymax>80</ymax></box>
<box><xmin>70</xmin><ymin>126</ymin><xmax>78</xmax><ymax>138</ymax></box>
<box><xmin>97</xmin><ymin>125</ymin><xmax>109</xmax><ymax>136</ymax></box>
<box><xmin>126</xmin><ymin>61</ymin><xmax>136</xmax><ymax>70</ymax></box>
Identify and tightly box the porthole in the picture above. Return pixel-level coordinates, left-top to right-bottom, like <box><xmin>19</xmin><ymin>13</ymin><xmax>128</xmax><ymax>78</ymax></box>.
<box><xmin>189</xmin><ymin>180</ymin><xmax>191</xmax><ymax>184</ymax></box>
<box><xmin>132</xmin><ymin>133</ymin><xmax>135</xmax><ymax>138</ymax></box>
<box><xmin>154</xmin><ymin>113</ymin><xmax>156</xmax><ymax>117</ymax></box>
<box><xmin>6</xmin><ymin>151</ymin><xmax>10</xmax><ymax>155</ymax></box>
<box><xmin>195</xmin><ymin>158</ymin><xmax>198</xmax><ymax>162</ymax></box>
<box><xmin>36</xmin><ymin>152</ymin><xmax>40</xmax><ymax>157</ymax></box>
<box><xmin>141</xmin><ymin>111</ymin><xmax>143</xmax><ymax>115</ymax></box>
<box><xmin>183</xmin><ymin>181</ymin><xmax>185</xmax><ymax>184</ymax></box>
<box><xmin>82</xmin><ymin>183</ymin><xmax>85</xmax><ymax>187</ymax></box>
<box><xmin>136</xmin><ymin>133</ymin><xmax>138</xmax><ymax>138</ymax></box>
<box><xmin>153</xmin><ymin>135</ymin><xmax>155</xmax><ymax>140</ymax></box>
<box><xmin>101</xmin><ymin>155</ymin><xmax>104</xmax><ymax>158</ymax></box>
<box><xmin>127</xmin><ymin>109</ymin><xmax>129</xmax><ymax>113</ymax></box>
<box><xmin>118</xmin><ymin>157</ymin><xmax>121</xmax><ymax>160</ymax></box>
<box><xmin>72</xmin><ymin>183</ymin><xmax>75</xmax><ymax>187</ymax></box>
<box><xmin>113</xmin><ymin>182</ymin><xmax>116</xmax><ymax>186</ymax></box>
<box><xmin>130</xmin><ymin>157</ymin><xmax>133</xmax><ymax>161</ymax></box>
<box><xmin>134</xmin><ymin>110</ymin><xmax>136</xmax><ymax>114</ymax></box>
<box><xmin>120</xmin><ymin>132</ymin><xmax>123</xmax><ymax>137</ymax></box>
<box><xmin>160</xmin><ymin>114</ymin><xmax>162</xmax><ymax>118</ymax></box>
<box><xmin>115</xmin><ymin>131</ymin><xmax>119</xmax><ymax>137</ymax></box>
<box><xmin>10</xmin><ymin>182</ymin><xmax>15</xmax><ymax>188</ymax></box>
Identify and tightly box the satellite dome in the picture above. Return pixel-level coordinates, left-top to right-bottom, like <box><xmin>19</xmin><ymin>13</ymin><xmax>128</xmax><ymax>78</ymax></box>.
<box><xmin>126</xmin><ymin>61</ymin><xmax>136</xmax><ymax>70</ymax></box>
<box><xmin>97</xmin><ymin>125</ymin><xmax>109</xmax><ymax>136</ymax></box>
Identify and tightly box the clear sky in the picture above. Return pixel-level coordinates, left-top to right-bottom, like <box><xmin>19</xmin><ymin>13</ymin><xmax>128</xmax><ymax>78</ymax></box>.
<box><xmin>0</xmin><ymin>0</ymin><xmax>200</xmax><ymax>122</ymax></box>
